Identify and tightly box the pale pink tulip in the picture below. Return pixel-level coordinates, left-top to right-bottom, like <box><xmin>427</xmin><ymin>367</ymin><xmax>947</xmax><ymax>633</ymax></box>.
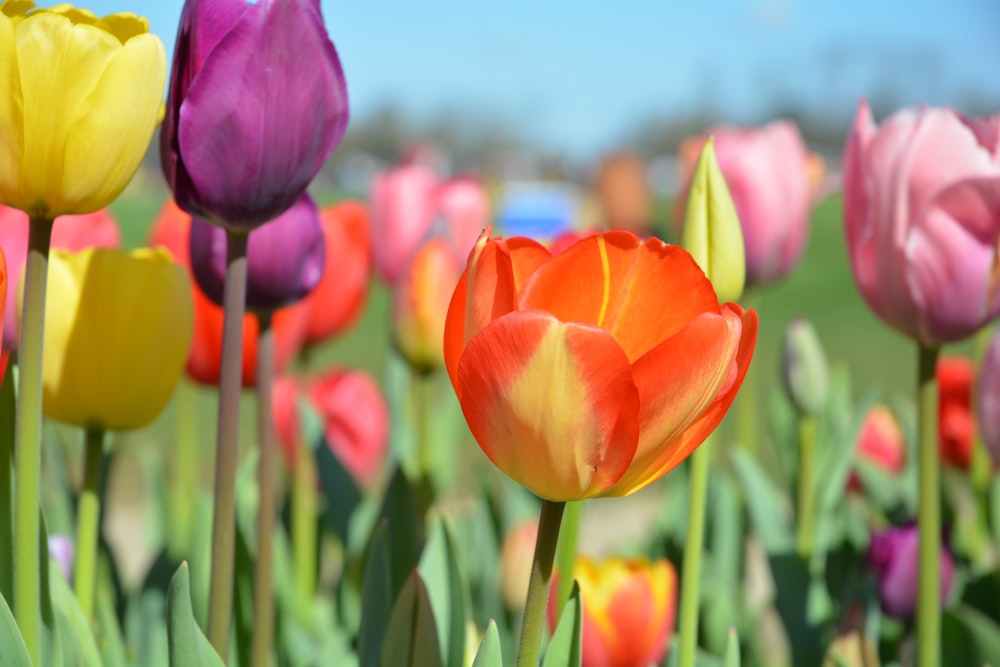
<box><xmin>370</xmin><ymin>164</ymin><xmax>437</xmax><ymax>284</ymax></box>
<box><xmin>434</xmin><ymin>177</ymin><xmax>490</xmax><ymax>262</ymax></box>
<box><xmin>844</xmin><ymin>101</ymin><xmax>1000</xmax><ymax>344</ymax></box>
<box><xmin>677</xmin><ymin>121</ymin><xmax>816</xmax><ymax>285</ymax></box>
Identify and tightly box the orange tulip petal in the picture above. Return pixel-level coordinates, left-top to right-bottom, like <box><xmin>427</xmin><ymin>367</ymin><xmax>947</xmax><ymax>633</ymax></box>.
<box><xmin>607</xmin><ymin>305</ymin><xmax>757</xmax><ymax>495</ymax></box>
<box><xmin>519</xmin><ymin>233</ymin><xmax>720</xmax><ymax>361</ymax></box>
<box><xmin>456</xmin><ymin>309</ymin><xmax>639</xmax><ymax>501</ymax></box>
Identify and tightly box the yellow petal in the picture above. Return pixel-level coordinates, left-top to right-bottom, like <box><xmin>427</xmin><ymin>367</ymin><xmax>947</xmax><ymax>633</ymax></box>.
<box><xmin>0</xmin><ymin>11</ymin><xmax>25</xmax><ymax>208</ymax></box>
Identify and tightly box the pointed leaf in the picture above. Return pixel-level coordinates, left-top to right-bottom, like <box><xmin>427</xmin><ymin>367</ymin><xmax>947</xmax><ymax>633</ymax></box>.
<box><xmin>471</xmin><ymin>620</ymin><xmax>502</xmax><ymax>667</ymax></box>
<box><xmin>166</xmin><ymin>563</ymin><xmax>224</xmax><ymax>667</ymax></box>
<box><xmin>379</xmin><ymin>572</ymin><xmax>443</xmax><ymax>667</ymax></box>
<box><xmin>358</xmin><ymin>521</ymin><xmax>392</xmax><ymax>667</ymax></box>
<box><xmin>377</xmin><ymin>467</ymin><xmax>425</xmax><ymax>599</ymax></box>
<box><xmin>0</xmin><ymin>593</ymin><xmax>31</xmax><ymax>667</ymax></box>
<box><xmin>723</xmin><ymin>628</ymin><xmax>740</xmax><ymax>667</ymax></box>
<box><xmin>542</xmin><ymin>582</ymin><xmax>582</xmax><ymax>667</ymax></box>
<box><xmin>418</xmin><ymin>516</ymin><xmax>468</xmax><ymax>667</ymax></box>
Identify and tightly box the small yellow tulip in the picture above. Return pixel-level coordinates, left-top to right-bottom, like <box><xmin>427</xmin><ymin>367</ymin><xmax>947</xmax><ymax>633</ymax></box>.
<box><xmin>0</xmin><ymin>1</ymin><xmax>166</xmax><ymax>218</ymax></box>
<box><xmin>39</xmin><ymin>247</ymin><xmax>193</xmax><ymax>431</ymax></box>
<box><xmin>680</xmin><ymin>137</ymin><xmax>747</xmax><ymax>303</ymax></box>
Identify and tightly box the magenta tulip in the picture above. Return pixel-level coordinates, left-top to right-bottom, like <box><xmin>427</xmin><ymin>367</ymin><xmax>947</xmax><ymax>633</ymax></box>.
<box><xmin>677</xmin><ymin>121</ymin><xmax>817</xmax><ymax>285</ymax></box>
<box><xmin>161</xmin><ymin>0</ymin><xmax>348</xmax><ymax>229</ymax></box>
<box><xmin>190</xmin><ymin>194</ymin><xmax>325</xmax><ymax>314</ymax></box>
<box><xmin>868</xmin><ymin>524</ymin><xmax>955</xmax><ymax>620</ymax></box>
<box><xmin>844</xmin><ymin>102</ymin><xmax>1000</xmax><ymax>344</ymax></box>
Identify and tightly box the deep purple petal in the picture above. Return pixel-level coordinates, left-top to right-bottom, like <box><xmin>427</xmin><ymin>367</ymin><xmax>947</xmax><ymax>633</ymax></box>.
<box><xmin>176</xmin><ymin>0</ymin><xmax>348</xmax><ymax>229</ymax></box>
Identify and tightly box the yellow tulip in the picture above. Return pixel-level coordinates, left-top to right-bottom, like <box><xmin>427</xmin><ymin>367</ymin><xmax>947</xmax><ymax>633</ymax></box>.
<box><xmin>38</xmin><ymin>247</ymin><xmax>193</xmax><ymax>431</ymax></box>
<box><xmin>0</xmin><ymin>1</ymin><xmax>166</xmax><ymax>218</ymax></box>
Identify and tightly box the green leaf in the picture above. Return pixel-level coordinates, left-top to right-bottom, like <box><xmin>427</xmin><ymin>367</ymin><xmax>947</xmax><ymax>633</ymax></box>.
<box><xmin>95</xmin><ymin>590</ymin><xmax>127</xmax><ymax>667</ymax></box>
<box><xmin>470</xmin><ymin>620</ymin><xmax>502</xmax><ymax>667</ymax></box>
<box><xmin>357</xmin><ymin>520</ymin><xmax>392</xmax><ymax>667</ymax></box>
<box><xmin>376</xmin><ymin>467</ymin><xmax>426</xmax><ymax>600</ymax></box>
<box><xmin>166</xmin><ymin>563</ymin><xmax>224</xmax><ymax>667</ymax></box>
<box><xmin>942</xmin><ymin>604</ymin><xmax>1000</xmax><ymax>666</ymax></box>
<box><xmin>722</xmin><ymin>627</ymin><xmax>741</xmax><ymax>667</ymax></box>
<box><xmin>0</xmin><ymin>593</ymin><xmax>31</xmax><ymax>667</ymax></box>
<box><xmin>49</xmin><ymin>558</ymin><xmax>102</xmax><ymax>667</ymax></box>
<box><xmin>124</xmin><ymin>590</ymin><xmax>168</xmax><ymax>667</ymax></box>
<box><xmin>379</xmin><ymin>572</ymin><xmax>443</xmax><ymax>667</ymax></box>
<box><xmin>316</xmin><ymin>422</ymin><xmax>362</xmax><ymax>545</ymax></box>
<box><xmin>542</xmin><ymin>583</ymin><xmax>582</xmax><ymax>667</ymax></box>
<box><xmin>730</xmin><ymin>449</ymin><xmax>794</xmax><ymax>554</ymax></box>
<box><xmin>418</xmin><ymin>516</ymin><xmax>468</xmax><ymax>667</ymax></box>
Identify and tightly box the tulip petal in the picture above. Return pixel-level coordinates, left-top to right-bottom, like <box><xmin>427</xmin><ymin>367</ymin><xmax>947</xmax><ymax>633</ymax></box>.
<box><xmin>177</xmin><ymin>0</ymin><xmax>348</xmax><ymax>228</ymax></box>
<box><xmin>0</xmin><ymin>13</ymin><xmax>24</xmax><ymax>207</ymax></box>
<box><xmin>456</xmin><ymin>310</ymin><xmax>639</xmax><ymax>501</ymax></box>
<box><xmin>519</xmin><ymin>233</ymin><xmax>720</xmax><ymax>362</ymax></box>
<box><xmin>443</xmin><ymin>233</ymin><xmax>549</xmax><ymax>387</ymax></box>
<box><xmin>608</xmin><ymin>305</ymin><xmax>757</xmax><ymax>496</ymax></box>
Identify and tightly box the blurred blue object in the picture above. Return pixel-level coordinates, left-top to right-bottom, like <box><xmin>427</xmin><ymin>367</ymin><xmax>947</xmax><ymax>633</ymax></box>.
<box><xmin>496</xmin><ymin>183</ymin><xmax>578</xmax><ymax>241</ymax></box>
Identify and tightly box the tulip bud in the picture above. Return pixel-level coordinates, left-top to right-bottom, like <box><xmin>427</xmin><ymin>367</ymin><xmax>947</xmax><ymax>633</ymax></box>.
<box><xmin>848</xmin><ymin>405</ymin><xmax>906</xmax><ymax>492</ymax></box>
<box><xmin>48</xmin><ymin>535</ymin><xmax>75</xmax><ymax>585</ymax></box>
<box><xmin>937</xmin><ymin>356</ymin><xmax>976</xmax><ymax>470</ymax></box>
<box><xmin>978</xmin><ymin>332</ymin><xmax>1000</xmax><ymax>467</ymax></box>
<box><xmin>680</xmin><ymin>137</ymin><xmax>746</xmax><ymax>303</ymax></box>
<box><xmin>868</xmin><ymin>524</ymin><xmax>955</xmax><ymax>620</ymax></box>
<box><xmin>781</xmin><ymin>318</ymin><xmax>829</xmax><ymax>417</ymax></box>
<box><xmin>190</xmin><ymin>194</ymin><xmax>326</xmax><ymax>315</ymax></box>
<box><xmin>498</xmin><ymin>521</ymin><xmax>538</xmax><ymax>611</ymax></box>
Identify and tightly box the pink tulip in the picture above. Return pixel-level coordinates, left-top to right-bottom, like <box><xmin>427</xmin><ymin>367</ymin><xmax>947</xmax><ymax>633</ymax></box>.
<box><xmin>0</xmin><ymin>205</ymin><xmax>120</xmax><ymax>350</ymax></box>
<box><xmin>677</xmin><ymin>121</ymin><xmax>816</xmax><ymax>285</ymax></box>
<box><xmin>434</xmin><ymin>177</ymin><xmax>490</xmax><ymax>262</ymax></box>
<box><xmin>843</xmin><ymin>101</ymin><xmax>1000</xmax><ymax>344</ymax></box>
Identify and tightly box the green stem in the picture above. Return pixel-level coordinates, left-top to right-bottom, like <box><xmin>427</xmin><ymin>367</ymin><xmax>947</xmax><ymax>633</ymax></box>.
<box><xmin>677</xmin><ymin>435</ymin><xmax>712</xmax><ymax>667</ymax></box>
<box><xmin>796</xmin><ymin>415</ymin><xmax>817</xmax><ymax>560</ymax></box>
<box><xmin>251</xmin><ymin>314</ymin><xmax>276</xmax><ymax>667</ymax></box>
<box><xmin>207</xmin><ymin>229</ymin><xmax>249</xmax><ymax>659</ymax></box>
<box><xmin>916</xmin><ymin>343</ymin><xmax>941</xmax><ymax>667</ymax></box>
<box><xmin>292</xmin><ymin>432</ymin><xmax>317</xmax><ymax>606</ymax></box>
<box><xmin>169</xmin><ymin>380</ymin><xmax>200</xmax><ymax>558</ymax></box>
<box><xmin>516</xmin><ymin>500</ymin><xmax>565</xmax><ymax>667</ymax></box>
<box><xmin>74</xmin><ymin>428</ymin><xmax>104</xmax><ymax>619</ymax></box>
<box><xmin>14</xmin><ymin>216</ymin><xmax>53</xmax><ymax>665</ymax></box>
<box><xmin>553</xmin><ymin>500</ymin><xmax>583</xmax><ymax>614</ymax></box>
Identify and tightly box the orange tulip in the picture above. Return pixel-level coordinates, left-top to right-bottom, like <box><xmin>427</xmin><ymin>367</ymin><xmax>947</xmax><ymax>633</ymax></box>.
<box><xmin>938</xmin><ymin>356</ymin><xmax>976</xmax><ymax>470</ymax></box>
<box><xmin>444</xmin><ymin>228</ymin><xmax>757</xmax><ymax>500</ymax></box>
<box><xmin>548</xmin><ymin>556</ymin><xmax>678</xmax><ymax>667</ymax></box>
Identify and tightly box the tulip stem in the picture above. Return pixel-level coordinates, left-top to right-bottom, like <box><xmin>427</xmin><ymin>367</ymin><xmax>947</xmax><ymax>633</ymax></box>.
<box><xmin>252</xmin><ymin>313</ymin><xmax>277</xmax><ymax>667</ymax></box>
<box><xmin>13</xmin><ymin>216</ymin><xmax>53</xmax><ymax>665</ymax></box>
<box><xmin>74</xmin><ymin>428</ymin><xmax>105</xmax><ymax>619</ymax></box>
<box><xmin>170</xmin><ymin>380</ymin><xmax>200</xmax><ymax>558</ymax></box>
<box><xmin>796</xmin><ymin>415</ymin><xmax>817</xmax><ymax>560</ymax></box>
<box><xmin>677</xmin><ymin>434</ymin><xmax>713</xmax><ymax>667</ymax></box>
<box><xmin>553</xmin><ymin>500</ymin><xmax>583</xmax><ymax>614</ymax></box>
<box><xmin>916</xmin><ymin>343</ymin><xmax>941</xmax><ymax>667</ymax></box>
<box><xmin>207</xmin><ymin>229</ymin><xmax>249</xmax><ymax>659</ymax></box>
<box><xmin>292</xmin><ymin>430</ymin><xmax>317</xmax><ymax>607</ymax></box>
<box><xmin>516</xmin><ymin>499</ymin><xmax>565</xmax><ymax>667</ymax></box>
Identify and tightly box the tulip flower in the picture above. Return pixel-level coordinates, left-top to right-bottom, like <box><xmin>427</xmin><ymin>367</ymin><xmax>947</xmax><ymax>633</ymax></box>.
<box><xmin>978</xmin><ymin>332</ymin><xmax>1000</xmax><ymax>467</ymax></box>
<box><xmin>370</xmin><ymin>164</ymin><xmax>438</xmax><ymax>283</ymax></box>
<box><xmin>161</xmin><ymin>0</ymin><xmax>348</xmax><ymax>230</ymax></box>
<box><xmin>548</xmin><ymin>556</ymin><xmax>678</xmax><ymax>667</ymax></box>
<box><xmin>844</xmin><ymin>102</ymin><xmax>1000</xmax><ymax>345</ymax></box>
<box><xmin>393</xmin><ymin>239</ymin><xmax>463</xmax><ymax>374</ymax></box>
<box><xmin>868</xmin><ymin>524</ymin><xmax>955</xmax><ymax>620</ymax></box>
<box><xmin>444</xmin><ymin>228</ymin><xmax>757</xmax><ymax>501</ymax></box>
<box><xmin>302</xmin><ymin>201</ymin><xmax>371</xmax><ymax>346</ymax></box>
<box><xmin>677</xmin><ymin>121</ymin><xmax>816</xmax><ymax>286</ymax></box>
<box><xmin>189</xmin><ymin>194</ymin><xmax>326</xmax><ymax>314</ymax></box>
<box><xmin>47</xmin><ymin>535</ymin><xmax>75</xmax><ymax>586</ymax></box>
<box><xmin>782</xmin><ymin>318</ymin><xmax>829</xmax><ymax>418</ymax></box>
<box><xmin>937</xmin><ymin>356</ymin><xmax>975</xmax><ymax>470</ymax></box>
<box><xmin>435</xmin><ymin>177</ymin><xmax>491</xmax><ymax>263</ymax></box>
<box><xmin>0</xmin><ymin>3</ymin><xmax>166</xmax><ymax>219</ymax></box>
<box><xmin>595</xmin><ymin>152</ymin><xmax>652</xmax><ymax>233</ymax></box>
<box><xmin>0</xmin><ymin>205</ymin><xmax>121</xmax><ymax>350</ymax></box>
<box><xmin>848</xmin><ymin>405</ymin><xmax>907</xmax><ymax>492</ymax></box>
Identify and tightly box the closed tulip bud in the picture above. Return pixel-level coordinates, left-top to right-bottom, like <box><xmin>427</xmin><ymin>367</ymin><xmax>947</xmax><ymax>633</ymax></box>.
<box><xmin>370</xmin><ymin>164</ymin><xmax>438</xmax><ymax>284</ymax></box>
<box><xmin>302</xmin><ymin>201</ymin><xmax>371</xmax><ymax>346</ymax></box>
<box><xmin>978</xmin><ymin>332</ymin><xmax>1000</xmax><ymax>467</ymax></box>
<box><xmin>0</xmin><ymin>3</ymin><xmax>166</xmax><ymax>219</ymax></box>
<box><xmin>548</xmin><ymin>556</ymin><xmax>678</xmax><ymax>667</ymax></box>
<box><xmin>781</xmin><ymin>318</ymin><xmax>829</xmax><ymax>417</ymax></box>
<box><xmin>0</xmin><ymin>204</ymin><xmax>121</xmax><ymax>349</ymax></box>
<box><xmin>937</xmin><ymin>356</ymin><xmax>976</xmax><ymax>470</ymax></box>
<box><xmin>498</xmin><ymin>520</ymin><xmax>538</xmax><ymax>611</ymax></box>
<box><xmin>868</xmin><ymin>524</ymin><xmax>955</xmax><ymax>620</ymax></box>
<box><xmin>47</xmin><ymin>535</ymin><xmax>74</xmax><ymax>585</ymax></box>
<box><xmin>848</xmin><ymin>405</ymin><xmax>906</xmax><ymax>492</ymax></box>
<box><xmin>161</xmin><ymin>0</ymin><xmax>348</xmax><ymax>230</ymax></box>
<box><xmin>37</xmin><ymin>248</ymin><xmax>193</xmax><ymax>431</ymax></box>
<box><xmin>393</xmin><ymin>238</ymin><xmax>461</xmax><ymax>374</ymax></box>
<box><xmin>680</xmin><ymin>137</ymin><xmax>746</xmax><ymax>303</ymax></box>
<box><xmin>190</xmin><ymin>194</ymin><xmax>326</xmax><ymax>314</ymax></box>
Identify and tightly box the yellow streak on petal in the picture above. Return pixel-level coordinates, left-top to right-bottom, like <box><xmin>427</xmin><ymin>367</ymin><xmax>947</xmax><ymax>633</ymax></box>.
<box><xmin>597</xmin><ymin>235</ymin><xmax>610</xmax><ymax>328</ymax></box>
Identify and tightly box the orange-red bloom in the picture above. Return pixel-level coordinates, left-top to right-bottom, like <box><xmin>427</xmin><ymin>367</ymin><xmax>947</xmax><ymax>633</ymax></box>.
<box><xmin>444</xmin><ymin>229</ymin><xmax>757</xmax><ymax>500</ymax></box>
<box><xmin>848</xmin><ymin>404</ymin><xmax>907</xmax><ymax>492</ymax></box>
<box><xmin>548</xmin><ymin>556</ymin><xmax>678</xmax><ymax>667</ymax></box>
<box><xmin>938</xmin><ymin>356</ymin><xmax>976</xmax><ymax>470</ymax></box>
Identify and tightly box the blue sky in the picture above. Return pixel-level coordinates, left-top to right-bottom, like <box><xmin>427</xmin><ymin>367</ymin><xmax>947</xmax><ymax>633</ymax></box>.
<box><xmin>83</xmin><ymin>0</ymin><xmax>1000</xmax><ymax>156</ymax></box>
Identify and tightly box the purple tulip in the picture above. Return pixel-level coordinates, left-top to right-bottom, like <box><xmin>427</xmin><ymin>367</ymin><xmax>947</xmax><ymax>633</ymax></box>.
<box><xmin>161</xmin><ymin>0</ymin><xmax>349</xmax><ymax>230</ymax></box>
<box><xmin>190</xmin><ymin>194</ymin><xmax>326</xmax><ymax>313</ymax></box>
<box><xmin>48</xmin><ymin>535</ymin><xmax>74</xmax><ymax>585</ymax></box>
<box><xmin>868</xmin><ymin>524</ymin><xmax>955</xmax><ymax>620</ymax></box>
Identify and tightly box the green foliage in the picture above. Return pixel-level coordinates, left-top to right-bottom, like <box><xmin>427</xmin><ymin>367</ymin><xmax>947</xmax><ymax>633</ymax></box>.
<box><xmin>379</xmin><ymin>572</ymin><xmax>443</xmax><ymax>667</ymax></box>
<box><xmin>542</xmin><ymin>583</ymin><xmax>582</xmax><ymax>667</ymax></box>
<box><xmin>166</xmin><ymin>564</ymin><xmax>224</xmax><ymax>667</ymax></box>
<box><xmin>0</xmin><ymin>593</ymin><xmax>31</xmax><ymax>667</ymax></box>
<box><xmin>470</xmin><ymin>620</ymin><xmax>502</xmax><ymax>667</ymax></box>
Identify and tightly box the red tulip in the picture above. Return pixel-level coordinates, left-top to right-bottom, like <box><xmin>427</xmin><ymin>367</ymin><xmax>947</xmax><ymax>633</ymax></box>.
<box><xmin>848</xmin><ymin>405</ymin><xmax>907</xmax><ymax>492</ymax></box>
<box><xmin>444</xmin><ymin>228</ymin><xmax>757</xmax><ymax>500</ymax></box>
<box><xmin>302</xmin><ymin>201</ymin><xmax>371</xmax><ymax>346</ymax></box>
<box><xmin>843</xmin><ymin>102</ymin><xmax>1000</xmax><ymax>344</ymax></box>
<box><xmin>938</xmin><ymin>356</ymin><xmax>976</xmax><ymax>470</ymax></box>
<box><xmin>0</xmin><ymin>204</ymin><xmax>120</xmax><ymax>349</ymax></box>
